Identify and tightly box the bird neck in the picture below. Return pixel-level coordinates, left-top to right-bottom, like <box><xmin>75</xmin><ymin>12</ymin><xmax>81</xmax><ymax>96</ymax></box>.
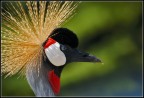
<box><xmin>26</xmin><ymin>62</ymin><xmax>55</xmax><ymax>97</ymax></box>
<box><xmin>44</xmin><ymin>57</ymin><xmax>64</xmax><ymax>95</ymax></box>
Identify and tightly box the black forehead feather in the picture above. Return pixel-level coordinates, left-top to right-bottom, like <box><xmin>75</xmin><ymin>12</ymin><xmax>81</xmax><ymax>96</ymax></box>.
<box><xmin>48</xmin><ymin>28</ymin><xmax>79</xmax><ymax>48</ymax></box>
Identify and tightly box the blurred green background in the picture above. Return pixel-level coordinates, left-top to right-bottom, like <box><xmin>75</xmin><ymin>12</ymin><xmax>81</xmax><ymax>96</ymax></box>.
<box><xmin>2</xmin><ymin>1</ymin><xmax>142</xmax><ymax>96</ymax></box>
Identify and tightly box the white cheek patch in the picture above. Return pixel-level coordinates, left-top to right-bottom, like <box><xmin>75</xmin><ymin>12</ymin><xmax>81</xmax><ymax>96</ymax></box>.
<box><xmin>44</xmin><ymin>42</ymin><xmax>66</xmax><ymax>66</ymax></box>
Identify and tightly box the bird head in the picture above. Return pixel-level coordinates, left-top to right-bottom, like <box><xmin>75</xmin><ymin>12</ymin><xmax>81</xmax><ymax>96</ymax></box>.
<box><xmin>42</xmin><ymin>28</ymin><xmax>101</xmax><ymax>95</ymax></box>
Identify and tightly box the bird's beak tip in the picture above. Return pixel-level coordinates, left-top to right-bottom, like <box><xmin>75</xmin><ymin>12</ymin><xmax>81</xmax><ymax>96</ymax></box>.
<box><xmin>93</xmin><ymin>57</ymin><xmax>102</xmax><ymax>63</ymax></box>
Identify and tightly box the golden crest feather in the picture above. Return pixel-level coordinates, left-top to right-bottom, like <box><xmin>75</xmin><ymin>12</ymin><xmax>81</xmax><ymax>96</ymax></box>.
<box><xmin>1</xmin><ymin>1</ymin><xmax>79</xmax><ymax>77</ymax></box>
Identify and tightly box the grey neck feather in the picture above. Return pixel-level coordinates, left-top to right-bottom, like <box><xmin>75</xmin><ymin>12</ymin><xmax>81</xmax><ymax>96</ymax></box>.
<box><xmin>26</xmin><ymin>63</ymin><xmax>55</xmax><ymax>97</ymax></box>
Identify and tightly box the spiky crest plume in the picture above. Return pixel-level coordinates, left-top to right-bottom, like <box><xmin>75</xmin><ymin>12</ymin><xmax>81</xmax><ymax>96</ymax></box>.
<box><xmin>1</xmin><ymin>1</ymin><xmax>79</xmax><ymax>77</ymax></box>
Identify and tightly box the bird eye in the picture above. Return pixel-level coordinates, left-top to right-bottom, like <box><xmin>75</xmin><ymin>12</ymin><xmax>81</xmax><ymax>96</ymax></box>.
<box><xmin>60</xmin><ymin>45</ymin><xmax>67</xmax><ymax>51</ymax></box>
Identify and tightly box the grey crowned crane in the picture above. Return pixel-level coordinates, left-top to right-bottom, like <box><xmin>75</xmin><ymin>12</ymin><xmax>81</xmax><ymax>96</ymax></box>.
<box><xmin>27</xmin><ymin>28</ymin><xmax>101</xmax><ymax>96</ymax></box>
<box><xmin>2</xmin><ymin>1</ymin><xmax>101</xmax><ymax>97</ymax></box>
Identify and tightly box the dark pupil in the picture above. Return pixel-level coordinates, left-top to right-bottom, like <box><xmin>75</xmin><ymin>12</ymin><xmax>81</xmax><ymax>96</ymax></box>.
<box><xmin>61</xmin><ymin>45</ymin><xmax>67</xmax><ymax>51</ymax></box>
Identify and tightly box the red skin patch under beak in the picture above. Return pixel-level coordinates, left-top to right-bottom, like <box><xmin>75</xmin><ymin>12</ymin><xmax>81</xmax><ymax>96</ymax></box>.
<box><xmin>48</xmin><ymin>70</ymin><xmax>60</xmax><ymax>95</ymax></box>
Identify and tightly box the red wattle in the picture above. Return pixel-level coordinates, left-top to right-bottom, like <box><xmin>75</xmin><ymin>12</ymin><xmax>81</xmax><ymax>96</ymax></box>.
<box><xmin>48</xmin><ymin>70</ymin><xmax>60</xmax><ymax>95</ymax></box>
<box><xmin>44</xmin><ymin>38</ymin><xmax>56</xmax><ymax>49</ymax></box>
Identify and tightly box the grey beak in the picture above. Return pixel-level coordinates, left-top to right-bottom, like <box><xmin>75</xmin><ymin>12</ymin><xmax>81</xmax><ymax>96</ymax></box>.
<box><xmin>70</xmin><ymin>49</ymin><xmax>102</xmax><ymax>63</ymax></box>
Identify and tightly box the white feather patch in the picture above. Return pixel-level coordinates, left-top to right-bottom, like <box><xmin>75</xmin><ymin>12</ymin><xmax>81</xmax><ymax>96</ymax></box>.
<box><xmin>44</xmin><ymin>42</ymin><xmax>66</xmax><ymax>66</ymax></box>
